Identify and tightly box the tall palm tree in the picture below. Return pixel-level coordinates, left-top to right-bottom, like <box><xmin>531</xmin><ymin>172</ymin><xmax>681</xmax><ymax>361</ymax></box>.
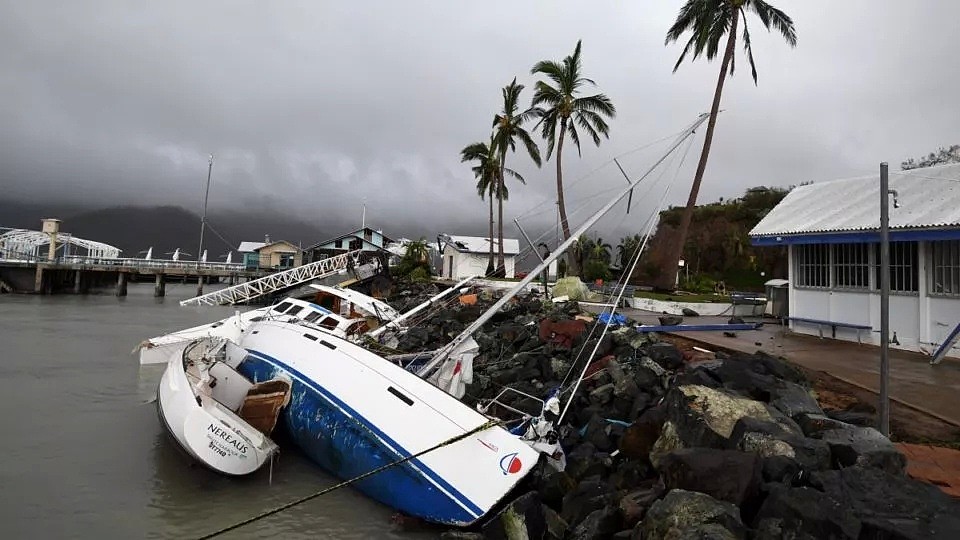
<box><xmin>460</xmin><ymin>138</ymin><xmax>499</xmax><ymax>276</ymax></box>
<box><xmin>658</xmin><ymin>0</ymin><xmax>796</xmax><ymax>289</ymax></box>
<box><xmin>492</xmin><ymin>78</ymin><xmax>541</xmax><ymax>277</ymax></box>
<box><xmin>531</xmin><ymin>40</ymin><xmax>616</xmax><ymax>276</ymax></box>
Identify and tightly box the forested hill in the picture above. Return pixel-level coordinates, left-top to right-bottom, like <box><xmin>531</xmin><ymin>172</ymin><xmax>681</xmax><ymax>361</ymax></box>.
<box><xmin>640</xmin><ymin>186</ymin><xmax>790</xmax><ymax>290</ymax></box>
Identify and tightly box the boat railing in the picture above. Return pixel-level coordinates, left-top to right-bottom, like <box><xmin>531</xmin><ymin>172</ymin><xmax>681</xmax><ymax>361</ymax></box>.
<box><xmin>477</xmin><ymin>387</ymin><xmax>545</xmax><ymax>425</ymax></box>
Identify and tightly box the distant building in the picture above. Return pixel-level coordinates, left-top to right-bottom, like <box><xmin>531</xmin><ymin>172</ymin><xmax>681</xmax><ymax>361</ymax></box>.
<box><xmin>305</xmin><ymin>227</ymin><xmax>393</xmax><ymax>263</ymax></box>
<box><xmin>238</xmin><ymin>235</ymin><xmax>302</xmax><ymax>270</ymax></box>
<box><xmin>238</xmin><ymin>240</ymin><xmax>267</xmax><ymax>270</ymax></box>
<box><xmin>440</xmin><ymin>235</ymin><xmax>520</xmax><ymax>279</ymax></box>
<box><xmin>256</xmin><ymin>240</ymin><xmax>302</xmax><ymax>270</ymax></box>
<box><xmin>749</xmin><ymin>163</ymin><xmax>960</xmax><ymax>357</ymax></box>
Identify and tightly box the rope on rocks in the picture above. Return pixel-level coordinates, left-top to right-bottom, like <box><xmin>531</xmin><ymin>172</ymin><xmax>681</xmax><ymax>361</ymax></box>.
<box><xmin>196</xmin><ymin>418</ymin><xmax>501</xmax><ymax>540</ymax></box>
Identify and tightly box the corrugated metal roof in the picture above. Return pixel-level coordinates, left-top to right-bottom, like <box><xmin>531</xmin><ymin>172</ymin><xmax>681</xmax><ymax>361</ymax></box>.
<box><xmin>446</xmin><ymin>235</ymin><xmax>520</xmax><ymax>255</ymax></box>
<box><xmin>750</xmin><ymin>163</ymin><xmax>960</xmax><ymax>237</ymax></box>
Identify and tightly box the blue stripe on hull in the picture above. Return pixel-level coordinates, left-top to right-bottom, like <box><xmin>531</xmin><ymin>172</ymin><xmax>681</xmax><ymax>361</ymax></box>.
<box><xmin>238</xmin><ymin>351</ymin><xmax>480</xmax><ymax>526</ymax></box>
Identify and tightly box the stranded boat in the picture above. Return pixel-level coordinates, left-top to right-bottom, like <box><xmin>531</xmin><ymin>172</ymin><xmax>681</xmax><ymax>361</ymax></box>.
<box><xmin>156</xmin><ymin>336</ymin><xmax>290</xmax><ymax>476</ymax></box>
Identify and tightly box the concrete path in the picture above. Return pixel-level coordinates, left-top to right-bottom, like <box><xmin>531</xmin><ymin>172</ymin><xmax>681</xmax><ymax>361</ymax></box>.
<box><xmin>588</xmin><ymin>306</ymin><xmax>960</xmax><ymax>427</ymax></box>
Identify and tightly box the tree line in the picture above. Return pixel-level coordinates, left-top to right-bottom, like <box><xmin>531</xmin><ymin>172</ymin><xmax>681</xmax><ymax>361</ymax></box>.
<box><xmin>460</xmin><ymin>1</ymin><xmax>798</xmax><ymax>286</ymax></box>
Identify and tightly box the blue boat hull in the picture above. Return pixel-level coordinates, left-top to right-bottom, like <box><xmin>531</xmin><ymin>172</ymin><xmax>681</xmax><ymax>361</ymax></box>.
<box><xmin>238</xmin><ymin>350</ymin><xmax>481</xmax><ymax>525</ymax></box>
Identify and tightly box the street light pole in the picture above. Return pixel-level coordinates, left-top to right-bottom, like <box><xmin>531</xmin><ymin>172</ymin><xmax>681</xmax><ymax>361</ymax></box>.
<box><xmin>879</xmin><ymin>161</ymin><xmax>891</xmax><ymax>436</ymax></box>
<box><xmin>196</xmin><ymin>154</ymin><xmax>214</xmax><ymax>296</ymax></box>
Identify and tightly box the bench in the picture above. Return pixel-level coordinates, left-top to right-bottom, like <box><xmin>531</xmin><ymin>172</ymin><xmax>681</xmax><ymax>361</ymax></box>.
<box><xmin>785</xmin><ymin>316</ymin><xmax>872</xmax><ymax>344</ymax></box>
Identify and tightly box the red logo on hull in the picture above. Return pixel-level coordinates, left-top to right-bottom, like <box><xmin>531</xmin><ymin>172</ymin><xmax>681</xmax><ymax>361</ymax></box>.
<box><xmin>499</xmin><ymin>452</ymin><xmax>522</xmax><ymax>475</ymax></box>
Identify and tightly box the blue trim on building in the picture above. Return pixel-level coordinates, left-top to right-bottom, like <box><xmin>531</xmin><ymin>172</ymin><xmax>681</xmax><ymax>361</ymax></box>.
<box><xmin>751</xmin><ymin>228</ymin><xmax>960</xmax><ymax>246</ymax></box>
<box><xmin>240</xmin><ymin>348</ymin><xmax>484</xmax><ymax>522</ymax></box>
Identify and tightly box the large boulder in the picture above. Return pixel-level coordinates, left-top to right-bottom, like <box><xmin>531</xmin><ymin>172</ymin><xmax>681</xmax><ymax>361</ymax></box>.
<box><xmin>619</xmin><ymin>482</ymin><xmax>665</xmax><ymax>529</ymax></box>
<box><xmin>657</xmin><ymin>448</ymin><xmax>762</xmax><ymax>507</ymax></box>
<box><xmin>538</xmin><ymin>319</ymin><xmax>587</xmax><ymax>349</ymax></box>
<box><xmin>646</xmin><ymin>342</ymin><xmax>684</xmax><ymax>371</ymax></box>
<box><xmin>728</xmin><ymin>416</ymin><xmax>832</xmax><ymax>475</ymax></box>
<box><xmin>568</xmin><ymin>507</ymin><xmax>621</xmax><ymax>540</ymax></box>
<box><xmin>810</xmin><ymin>467</ymin><xmax>960</xmax><ymax>539</ymax></box>
<box><xmin>794</xmin><ymin>412</ymin><xmax>855</xmax><ymax>438</ymax></box>
<box><xmin>620</xmin><ymin>405</ymin><xmax>666</xmax><ymax>461</ymax></box>
<box><xmin>639</xmin><ymin>489</ymin><xmax>746</xmax><ymax>540</ymax></box>
<box><xmin>752</xmin><ymin>485</ymin><xmax>861</xmax><ymax>540</ymax></box>
<box><xmin>650</xmin><ymin>385</ymin><xmax>777</xmax><ymax>465</ymax></box>
<box><xmin>561</xmin><ymin>475</ymin><xmax>618</xmax><ymax>527</ymax></box>
<box><xmin>482</xmin><ymin>491</ymin><xmax>546</xmax><ymax>540</ymax></box>
<box><xmin>768</xmin><ymin>380</ymin><xmax>824</xmax><ymax>420</ymax></box>
<box><xmin>818</xmin><ymin>426</ymin><xmax>906</xmax><ymax>474</ymax></box>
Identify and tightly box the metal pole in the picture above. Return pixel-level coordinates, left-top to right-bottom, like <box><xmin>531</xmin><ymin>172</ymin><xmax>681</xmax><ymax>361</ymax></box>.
<box><xmin>196</xmin><ymin>154</ymin><xmax>214</xmax><ymax>295</ymax></box>
<box><xmin>879</xmin><ymin>161</ymin><xmax>890</xmax><ymax>436</ymax></box>
<box><xmin>514</xmin><ymin>219</ymin><xmax>545</xmax><ymax>263</ymax></box>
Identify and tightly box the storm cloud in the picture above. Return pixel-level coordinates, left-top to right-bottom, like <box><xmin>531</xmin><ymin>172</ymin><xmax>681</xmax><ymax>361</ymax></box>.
<box><xmin>1</xmin><ymin>1</ymin><xmax>957</xmax><ymax>242</ymax></box>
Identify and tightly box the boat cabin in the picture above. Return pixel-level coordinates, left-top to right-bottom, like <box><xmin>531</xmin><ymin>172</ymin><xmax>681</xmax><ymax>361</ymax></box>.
<box><xmin>266</xmin><ymin>298</ymin><xmax>370</xmax><ymax>338</ymax></box>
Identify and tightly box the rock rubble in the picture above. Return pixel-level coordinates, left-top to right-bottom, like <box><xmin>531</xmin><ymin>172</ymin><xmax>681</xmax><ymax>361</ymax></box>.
<box><xmin>387</xmin><ymin>282</ymin><xmax>960</xmax><ymax>539</ymax></box>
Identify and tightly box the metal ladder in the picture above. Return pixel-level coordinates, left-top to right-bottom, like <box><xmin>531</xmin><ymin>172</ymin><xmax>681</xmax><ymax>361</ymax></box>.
<box><xmin>180</xmin><ymin>250</ymin><xmax>362</xmax><ymax>306</ymax></box>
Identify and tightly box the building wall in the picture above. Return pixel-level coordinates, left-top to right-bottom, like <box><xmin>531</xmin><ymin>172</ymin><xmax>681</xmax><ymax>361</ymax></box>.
<box><xmin>788</xmin><ymin>241</ymin><xmax>959</xmax><ymax>357</ymax></box>
<box><xmin>442</xmin><ymin>246</ymin><xmax>515</xmax><ymax>279</ymax></box>
<box><xmin>257</xmin><ymin>242</ymin><xmax>302</xmax><ymax>269</ymax></box>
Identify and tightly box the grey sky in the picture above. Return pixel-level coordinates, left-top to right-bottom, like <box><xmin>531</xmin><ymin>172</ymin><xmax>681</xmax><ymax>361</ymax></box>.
<box><xmin>1</xmin><ymin>1</ymin><xmax>957</xmax><ymax>243</ymax></box>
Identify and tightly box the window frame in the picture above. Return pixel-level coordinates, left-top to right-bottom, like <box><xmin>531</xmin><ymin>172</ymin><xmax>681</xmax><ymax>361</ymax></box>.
<box><xmin>929</xmin><ymin>239</ymin><xmax>960</xmax><ymax>297</ymax></box>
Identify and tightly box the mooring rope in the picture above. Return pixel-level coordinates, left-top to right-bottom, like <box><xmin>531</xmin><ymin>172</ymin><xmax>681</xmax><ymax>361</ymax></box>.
<box><xmin>196</xmin><ymin>418</ymin><xmax>501</xmax><ymax>540</ymax></box>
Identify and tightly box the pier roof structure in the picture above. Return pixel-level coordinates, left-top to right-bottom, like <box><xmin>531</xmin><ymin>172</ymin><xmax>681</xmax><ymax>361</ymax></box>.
<box><xmin>0</xmin><ymin>228</ymin><xmax>121</xmax><ymax>260</ymax></box>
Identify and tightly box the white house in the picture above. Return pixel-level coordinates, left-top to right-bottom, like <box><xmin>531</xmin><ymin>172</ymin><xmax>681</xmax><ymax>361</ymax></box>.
<box><xmin>749</xmin><ymin>163</ymin><xmax>960</xmax><ymax>358</ymax></box>
<box><xmin>441</xmin><ymin>235</ymin><xmax>520</xmax><ymax>279</ymax></box>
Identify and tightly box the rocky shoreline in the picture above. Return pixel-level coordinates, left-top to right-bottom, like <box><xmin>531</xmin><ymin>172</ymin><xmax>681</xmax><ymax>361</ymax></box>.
<box><xmin>385</xmin><ymin>281</ymin><xmax>960</xmax><ymax>539</ymax></box>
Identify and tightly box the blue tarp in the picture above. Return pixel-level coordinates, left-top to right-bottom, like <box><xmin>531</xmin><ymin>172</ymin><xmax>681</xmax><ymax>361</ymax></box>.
<box><xmin>598</xmin><ymin>312</ymin><xmax>628</xmax><ymax>326</ymax></box>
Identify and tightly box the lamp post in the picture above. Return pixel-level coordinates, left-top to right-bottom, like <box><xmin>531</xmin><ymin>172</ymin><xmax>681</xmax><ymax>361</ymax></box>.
<box><xmin>879</xmin><ymin>162</ymin><xmax>891</xmax><ymax>436</ymax></box>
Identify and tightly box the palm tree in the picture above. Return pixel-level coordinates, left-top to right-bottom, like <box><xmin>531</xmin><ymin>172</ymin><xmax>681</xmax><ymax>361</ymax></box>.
<box><xmin>531</xmin><ymin>40</ymin><xmax>616</xmax><ymax>276</ymax></box>
<box><xmin>571</xmin><ymin>235</ymin><xmax>595</xmax><ymax>273</ymax></box>
<box><xmin>658</xmin><ymin>0</ymin><xmax>796</xmax><ymax>289</ymax></box>
<box><xmin>493</xmin><ymin>78</ymin><xmax>541</xmax><ymax>277</ymax></box>
<box><xmin>460</xmin><ymin>138</ymin><xmax>499</xmax><ymax>276</ymax></box>
<box><xmin>591</xmin><ymin>237</ymin><xmax>612</xmax><ymax>265</ymax></box>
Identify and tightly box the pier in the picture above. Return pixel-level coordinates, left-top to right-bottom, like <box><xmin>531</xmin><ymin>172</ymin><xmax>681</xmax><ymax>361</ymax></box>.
<box><xmin>0</xmin><ymin>253</ymin><xmax>259</xmax><ymax>297</ymax></box>
<box><xmin>0</xmin><ymin>222</ymin><xmax>259</xmax><ymax>297</ymax></box>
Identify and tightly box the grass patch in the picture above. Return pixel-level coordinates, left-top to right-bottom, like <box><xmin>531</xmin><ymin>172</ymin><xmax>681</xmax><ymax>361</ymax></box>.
<box><xmin>633</xmin><ymin>290</ymin><xmax>730</xmax><ymax>303</ymax></box>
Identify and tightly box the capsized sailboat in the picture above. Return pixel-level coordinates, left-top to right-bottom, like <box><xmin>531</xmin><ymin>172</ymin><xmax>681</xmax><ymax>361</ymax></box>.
<box><xmin>231</xmin><ymin>114</ymin><xmax>709</xmax><ymax>525</ymax></box>
<box><xmin>156</xmin><ymin>336</ymin><xmax>290</xmax><ymax>476</ymax></box>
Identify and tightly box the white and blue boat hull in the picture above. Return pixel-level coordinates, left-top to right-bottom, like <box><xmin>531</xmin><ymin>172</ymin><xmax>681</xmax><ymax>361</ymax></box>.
<box><xmin>235</xmin><ymin>321</ymin><xmax>538</xmax><ymax>526</ymax></box>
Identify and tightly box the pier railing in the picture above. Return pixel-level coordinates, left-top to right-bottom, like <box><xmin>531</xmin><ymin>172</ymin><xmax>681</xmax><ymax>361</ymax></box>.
<box><xmin>180</xmin><ymin>250</ymin><xmax>363</xmax><ymax>306</ymax></box>
<box><xmin>0</xmin><ymin>249</ymin><xmax>246</xmax><ymax>272</ymax></box>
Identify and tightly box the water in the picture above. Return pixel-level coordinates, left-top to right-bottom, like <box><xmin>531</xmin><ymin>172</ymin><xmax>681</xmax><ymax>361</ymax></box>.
<box><xmin>0</xmin><ymin>284</ymin><xmax>438</xmax><ymax>539</ymax></box>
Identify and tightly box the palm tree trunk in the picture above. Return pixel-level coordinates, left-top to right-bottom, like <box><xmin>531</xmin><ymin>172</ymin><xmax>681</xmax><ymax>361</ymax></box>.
<box><xmin>496</xmin><ymin>151</ymin><xmax>508</xmax><ymax>277</ymax></box>
<box><xmin>556</xmin><ymin>117</ymin><xmax>579</xmax><ymax>276</ymax></box>
<box><xmin>658</xmin><ymin>9</ymin><xmax>739</xmax><ymax>290</ymax></box>
<box><xmin>487</xmin><ymin>188</ymin><xmax>495</xmax><ymax>276</ymax></box>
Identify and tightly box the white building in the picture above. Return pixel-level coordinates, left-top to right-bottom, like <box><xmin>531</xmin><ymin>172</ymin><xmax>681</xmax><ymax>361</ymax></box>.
<box><xmin>441</xmin><ymin>235</ymin><xmax>520</xmax><ymax>279</ymax></box>
<box><xmin>750</xmin><ymin>163</ymin><xmax>960</xmax><ymax>357</ymax></box>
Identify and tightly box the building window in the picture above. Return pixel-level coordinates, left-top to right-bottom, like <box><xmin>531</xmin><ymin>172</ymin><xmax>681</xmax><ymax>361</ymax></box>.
<box><xmin>795</xmin><ymin>244</ymin><xmax>830</xmax><ymax>288</ymax></box>
<box><xmin>335</xmin><ymin>239</ymin><xmax>343</xmax><ymax>249</ymax></box>
<box><xmin>349</xmin><ymin>238</ymin><xmax>362</xmax><ymax>251</ymax></box>
<box><xmin>930</xmin><ymin>240</ymin><xmax>960</xmax><ymax>296</ymax></box>
<box><xmin>875</xmin><ymin>242</ymin><xmax>918</xmax><ymax>292</ymax></box>
<box><xmin>833</xmin><ymin>243</ymin><xmax>870</xmax><ymax>289</ymax></box>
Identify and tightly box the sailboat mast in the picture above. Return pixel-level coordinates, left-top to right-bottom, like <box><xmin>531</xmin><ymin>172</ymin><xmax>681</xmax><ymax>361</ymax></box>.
<box><xmin>196</xmin><ymin>154</ymin><xmax>214</xmax><ymax>295</ymax></box>
<box><xmin>417</xmin><ymin>114</ymin><xmax>709</xmax><ymax>376</ymax></box>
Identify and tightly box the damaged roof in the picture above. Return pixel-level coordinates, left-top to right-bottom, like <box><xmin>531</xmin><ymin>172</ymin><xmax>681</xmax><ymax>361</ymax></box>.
<box><xmin>750</xmin><ymin>163</ymin><xmax>960</xmax><ymax>238</ymax></box>
<box><xmin>445</xmin><ymin>235</ymin><xmax>520</xmax><ymax>255</ymax></box>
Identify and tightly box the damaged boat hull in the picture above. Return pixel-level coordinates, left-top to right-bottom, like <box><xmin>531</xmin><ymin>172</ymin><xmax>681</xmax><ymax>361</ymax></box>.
<box><xmin>237</xmin><ymin>321</ymin><xmax>539</xmax><ymax>526</ymax></box>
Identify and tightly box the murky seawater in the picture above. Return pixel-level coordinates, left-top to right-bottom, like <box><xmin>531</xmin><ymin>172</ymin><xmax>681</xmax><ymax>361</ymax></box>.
<box><xmin>0</xmin><ymin>284</ymin><xmax>439</xmax><ymax>539</ymax></box>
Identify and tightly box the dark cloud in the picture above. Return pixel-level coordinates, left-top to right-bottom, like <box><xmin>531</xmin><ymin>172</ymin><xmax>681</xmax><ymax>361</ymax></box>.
<box><xmin>1</xmin><ymin>1</ymin><xmax>957</xmax><ymax>243</ymax></box>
